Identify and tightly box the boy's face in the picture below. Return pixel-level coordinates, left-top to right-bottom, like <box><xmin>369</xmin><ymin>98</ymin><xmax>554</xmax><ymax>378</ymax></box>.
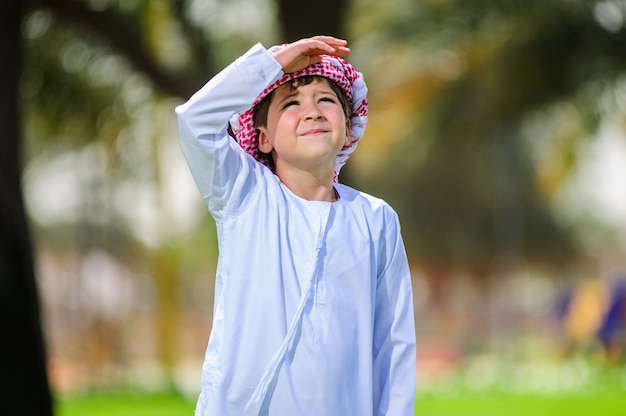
<box><xmin>257</xmin><ymin>78</ymin><xmax>350</xmax><ymax>174</ymax></box>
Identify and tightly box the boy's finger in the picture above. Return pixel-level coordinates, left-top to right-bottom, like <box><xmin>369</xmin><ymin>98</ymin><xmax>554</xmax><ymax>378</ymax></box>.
<box><xmin>301</xmin><ymin>40</ymin><xmax>350</xmax><ymax>57</ymax></box>
<box><xmin>311</xmin><ymin>35</ymin><xmax>348</xmax><ymax>46</ymax></box>
<box><xmin>332</xmin><ymin>46</ymin><xmax>351</xmax><ymax>56</ymax></box>
<box><xmin>300</xmin><ymin>39</ymin><xmax>338</xmax><ymax>54</ymax></box>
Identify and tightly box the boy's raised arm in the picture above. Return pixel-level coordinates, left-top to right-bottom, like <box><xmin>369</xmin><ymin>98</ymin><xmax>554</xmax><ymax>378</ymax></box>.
<box><xmin>176</xmin><ymin>43</ymin><xmax>283</xmax><ymax>143</ymax></box>
<box><xmin>175</xmin><ymin>44</ymin><xmax>283</xmax><ymax>213</ymax></box>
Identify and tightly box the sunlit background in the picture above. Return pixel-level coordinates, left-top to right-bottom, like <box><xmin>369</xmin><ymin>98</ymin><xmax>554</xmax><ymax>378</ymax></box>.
<box><xmin>13</xmin><ymin>0</ymin><xmax>626</xmax><ymax>414</ymax></box>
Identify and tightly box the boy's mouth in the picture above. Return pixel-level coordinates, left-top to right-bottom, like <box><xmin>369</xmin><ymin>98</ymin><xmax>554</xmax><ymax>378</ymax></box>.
<box><xmin>300</xmin><ymin>129</ymin><xmax>328</xmax><ymax>136</ymax></box>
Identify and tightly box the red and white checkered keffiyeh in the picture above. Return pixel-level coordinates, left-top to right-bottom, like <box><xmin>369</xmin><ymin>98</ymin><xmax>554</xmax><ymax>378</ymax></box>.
<box><xmin>229</xmin><ymin>44</ymin><xmax>368</xmax><ymax>182</ymax></box>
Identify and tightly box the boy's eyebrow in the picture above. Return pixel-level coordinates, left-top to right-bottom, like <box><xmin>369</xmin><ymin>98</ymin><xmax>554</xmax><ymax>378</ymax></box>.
<box><xmin>276</xmin><ymin>86</ymin><xmax>337</xmax><ymax>104</ymax></box>
<box><xmin>278</xmin><ymin>90</ymin><xmax>300</xmax><ymax>101</ymax></box>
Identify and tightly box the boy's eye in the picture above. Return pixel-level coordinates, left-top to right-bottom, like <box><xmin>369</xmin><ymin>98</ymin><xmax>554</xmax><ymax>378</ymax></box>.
<box><xmin>282</xmin><ymin>100</ymin><xmax>299</xmax><ymax>109</ymax></box>
<box><xmin>320</xmin><ymin>96</ymin><xmax>337</xmax><ymax>103</ymax></box>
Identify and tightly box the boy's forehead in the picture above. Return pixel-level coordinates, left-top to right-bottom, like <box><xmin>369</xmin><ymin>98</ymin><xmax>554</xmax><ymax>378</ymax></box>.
<box><xmin>274</xmin><ymin>77</ymin><xmax>334</xmax><ymax>96</ymax></box>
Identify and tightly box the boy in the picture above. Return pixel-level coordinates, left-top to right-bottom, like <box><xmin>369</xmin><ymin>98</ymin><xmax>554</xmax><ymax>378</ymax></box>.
<box><xmin>176</xmin><ymin>36</ymin><xmax>416</xmax><ymax>415</ymax></box>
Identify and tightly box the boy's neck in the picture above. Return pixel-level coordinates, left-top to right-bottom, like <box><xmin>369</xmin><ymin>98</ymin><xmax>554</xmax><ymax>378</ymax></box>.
<box><xmin>276</xmin><ymin>166</ymin><xmax>338</xmax><ymax>202</ymax></box>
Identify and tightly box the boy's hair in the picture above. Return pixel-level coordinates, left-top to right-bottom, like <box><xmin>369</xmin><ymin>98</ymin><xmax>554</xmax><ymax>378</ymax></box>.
<box><xmin>253</xmin><ymin>76</ymin><xmax>352</xmax><ymax>132</ymax></box>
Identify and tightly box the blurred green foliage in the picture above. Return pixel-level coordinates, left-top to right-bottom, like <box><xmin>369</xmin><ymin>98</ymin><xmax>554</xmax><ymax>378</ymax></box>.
<box><xmin>349</xmin><ymin>0</ymin><xmax>626</xmax><ymax>270</ymax></box>
<box><xmin>25</xmin><ymin>0</ymin><xmax>626</xmax><ymax>270</ymax></box>
<box><xmin>18</xmin><ymin>0</ymin><xmax>626</xmax><ymax>400</ymax></box>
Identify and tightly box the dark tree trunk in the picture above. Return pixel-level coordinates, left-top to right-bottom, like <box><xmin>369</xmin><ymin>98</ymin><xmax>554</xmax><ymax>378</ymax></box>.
<box><xmin>276</xmin><ymin>0</ymin><xmax>349</xmax><ymax>41</ymax></box>
<box><xmin>0</xmin><ymin>0</ymin><xmax>54</xmax><ymax>414</ymax></box>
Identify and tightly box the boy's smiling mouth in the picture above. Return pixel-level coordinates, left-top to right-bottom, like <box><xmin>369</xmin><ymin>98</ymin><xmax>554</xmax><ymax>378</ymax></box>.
<box><xmin>300</xmin><ymin>128</ymin><xmax>328</xmax><ymax>136</ymax></box>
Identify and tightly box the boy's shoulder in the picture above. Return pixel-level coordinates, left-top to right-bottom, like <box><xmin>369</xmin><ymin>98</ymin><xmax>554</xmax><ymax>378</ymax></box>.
<box><xmin>336</xmin><ymin>184</ymin><xmax>398</xmax><ymax>216</ymax></box>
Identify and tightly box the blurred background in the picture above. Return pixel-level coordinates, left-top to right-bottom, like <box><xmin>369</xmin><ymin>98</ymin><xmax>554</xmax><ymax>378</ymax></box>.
<box><xmin>3</xmin><ymin>0</ymin><xmax>626</xmax><ymax>414</ymax></box>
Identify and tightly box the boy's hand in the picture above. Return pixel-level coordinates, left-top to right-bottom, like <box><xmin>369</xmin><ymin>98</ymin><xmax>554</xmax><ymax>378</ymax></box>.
<box><xmin>272</xmin><ymin>36</ymin><xmax>350</xmax><ymax>74</ymax></box>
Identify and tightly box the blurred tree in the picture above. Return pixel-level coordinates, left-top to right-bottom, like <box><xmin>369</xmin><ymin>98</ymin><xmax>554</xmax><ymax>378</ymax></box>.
<box><xmin>3</xmin><ymin>0</ymin><xmax>351</xmax><ymax>410</ymax></box>
<box><xmin>355</xmin><ymin>0</ymin><xmax>626</xmax><ymax>279</ymax></box>
<box><xmin>1</xmin><ymin>1</ymin><xmax>54</xmax><ymax>415</ymax></box>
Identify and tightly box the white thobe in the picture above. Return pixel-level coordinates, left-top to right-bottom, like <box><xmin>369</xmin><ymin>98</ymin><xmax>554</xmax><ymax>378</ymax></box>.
<box><xmin>176</xmin><ymin>43</ymin><xmax>416</xmax><ymax>416</ymax></box>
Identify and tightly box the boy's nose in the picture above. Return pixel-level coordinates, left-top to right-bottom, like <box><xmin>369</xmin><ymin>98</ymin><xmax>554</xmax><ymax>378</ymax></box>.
<box><xmin>302</xmin><ymin>99</ymin><xmax>323</xmax><ymax>120</ymax></box>
<box><xmin>304</xmin><ymin>107</ymin><xmax>323</xmax><ymax>120</ymax></box>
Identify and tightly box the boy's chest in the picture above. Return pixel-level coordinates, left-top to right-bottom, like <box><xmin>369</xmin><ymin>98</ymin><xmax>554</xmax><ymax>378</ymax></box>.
<box><xmin>284</xmin><ymin>202</ymin><xmax>378</xmax><ymax>272</ymax></box>
<box><xmin>222</xmin><ymin>194</ymin><xmax>383</xmax><ymax>287</ymax></box>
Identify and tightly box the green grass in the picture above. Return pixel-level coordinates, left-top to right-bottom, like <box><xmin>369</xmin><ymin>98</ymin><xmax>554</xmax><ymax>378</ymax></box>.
<box><xmin>414</xmin><ymin>392</ymin><xmax>626</xmax><ymax>416</ymax></box>
<box><xmin>56</xmin><ymin>389</ymin><xmax>626</xmax><ymax>416</ymax></box>
<box><xmin>56</xmin><ymin>391</ymin><xmax>195</xmax><ymax>416</ymax></box>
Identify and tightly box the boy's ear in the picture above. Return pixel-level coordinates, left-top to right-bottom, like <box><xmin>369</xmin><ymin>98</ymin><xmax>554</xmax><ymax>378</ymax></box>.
<box><xmin>344</xmin><ymin>119</ymin><xmax>351</xmax><ymax>147</ymax></box>
<box><xmin>257</xmin><ymin>128</ymin><xmax>273</xmax><ymax>153</ymax></box>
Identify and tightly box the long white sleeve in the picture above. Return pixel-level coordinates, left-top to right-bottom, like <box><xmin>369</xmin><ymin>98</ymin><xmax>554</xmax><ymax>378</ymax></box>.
<box><xmin>373</xmin><ymin>210</ymin><xmax>416</xmax><ymax>415</ymax></box>
<box><xmin>175</xmin><ymin>43</ymin><xmax>283</xmax><ymax>221</ymax></box>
